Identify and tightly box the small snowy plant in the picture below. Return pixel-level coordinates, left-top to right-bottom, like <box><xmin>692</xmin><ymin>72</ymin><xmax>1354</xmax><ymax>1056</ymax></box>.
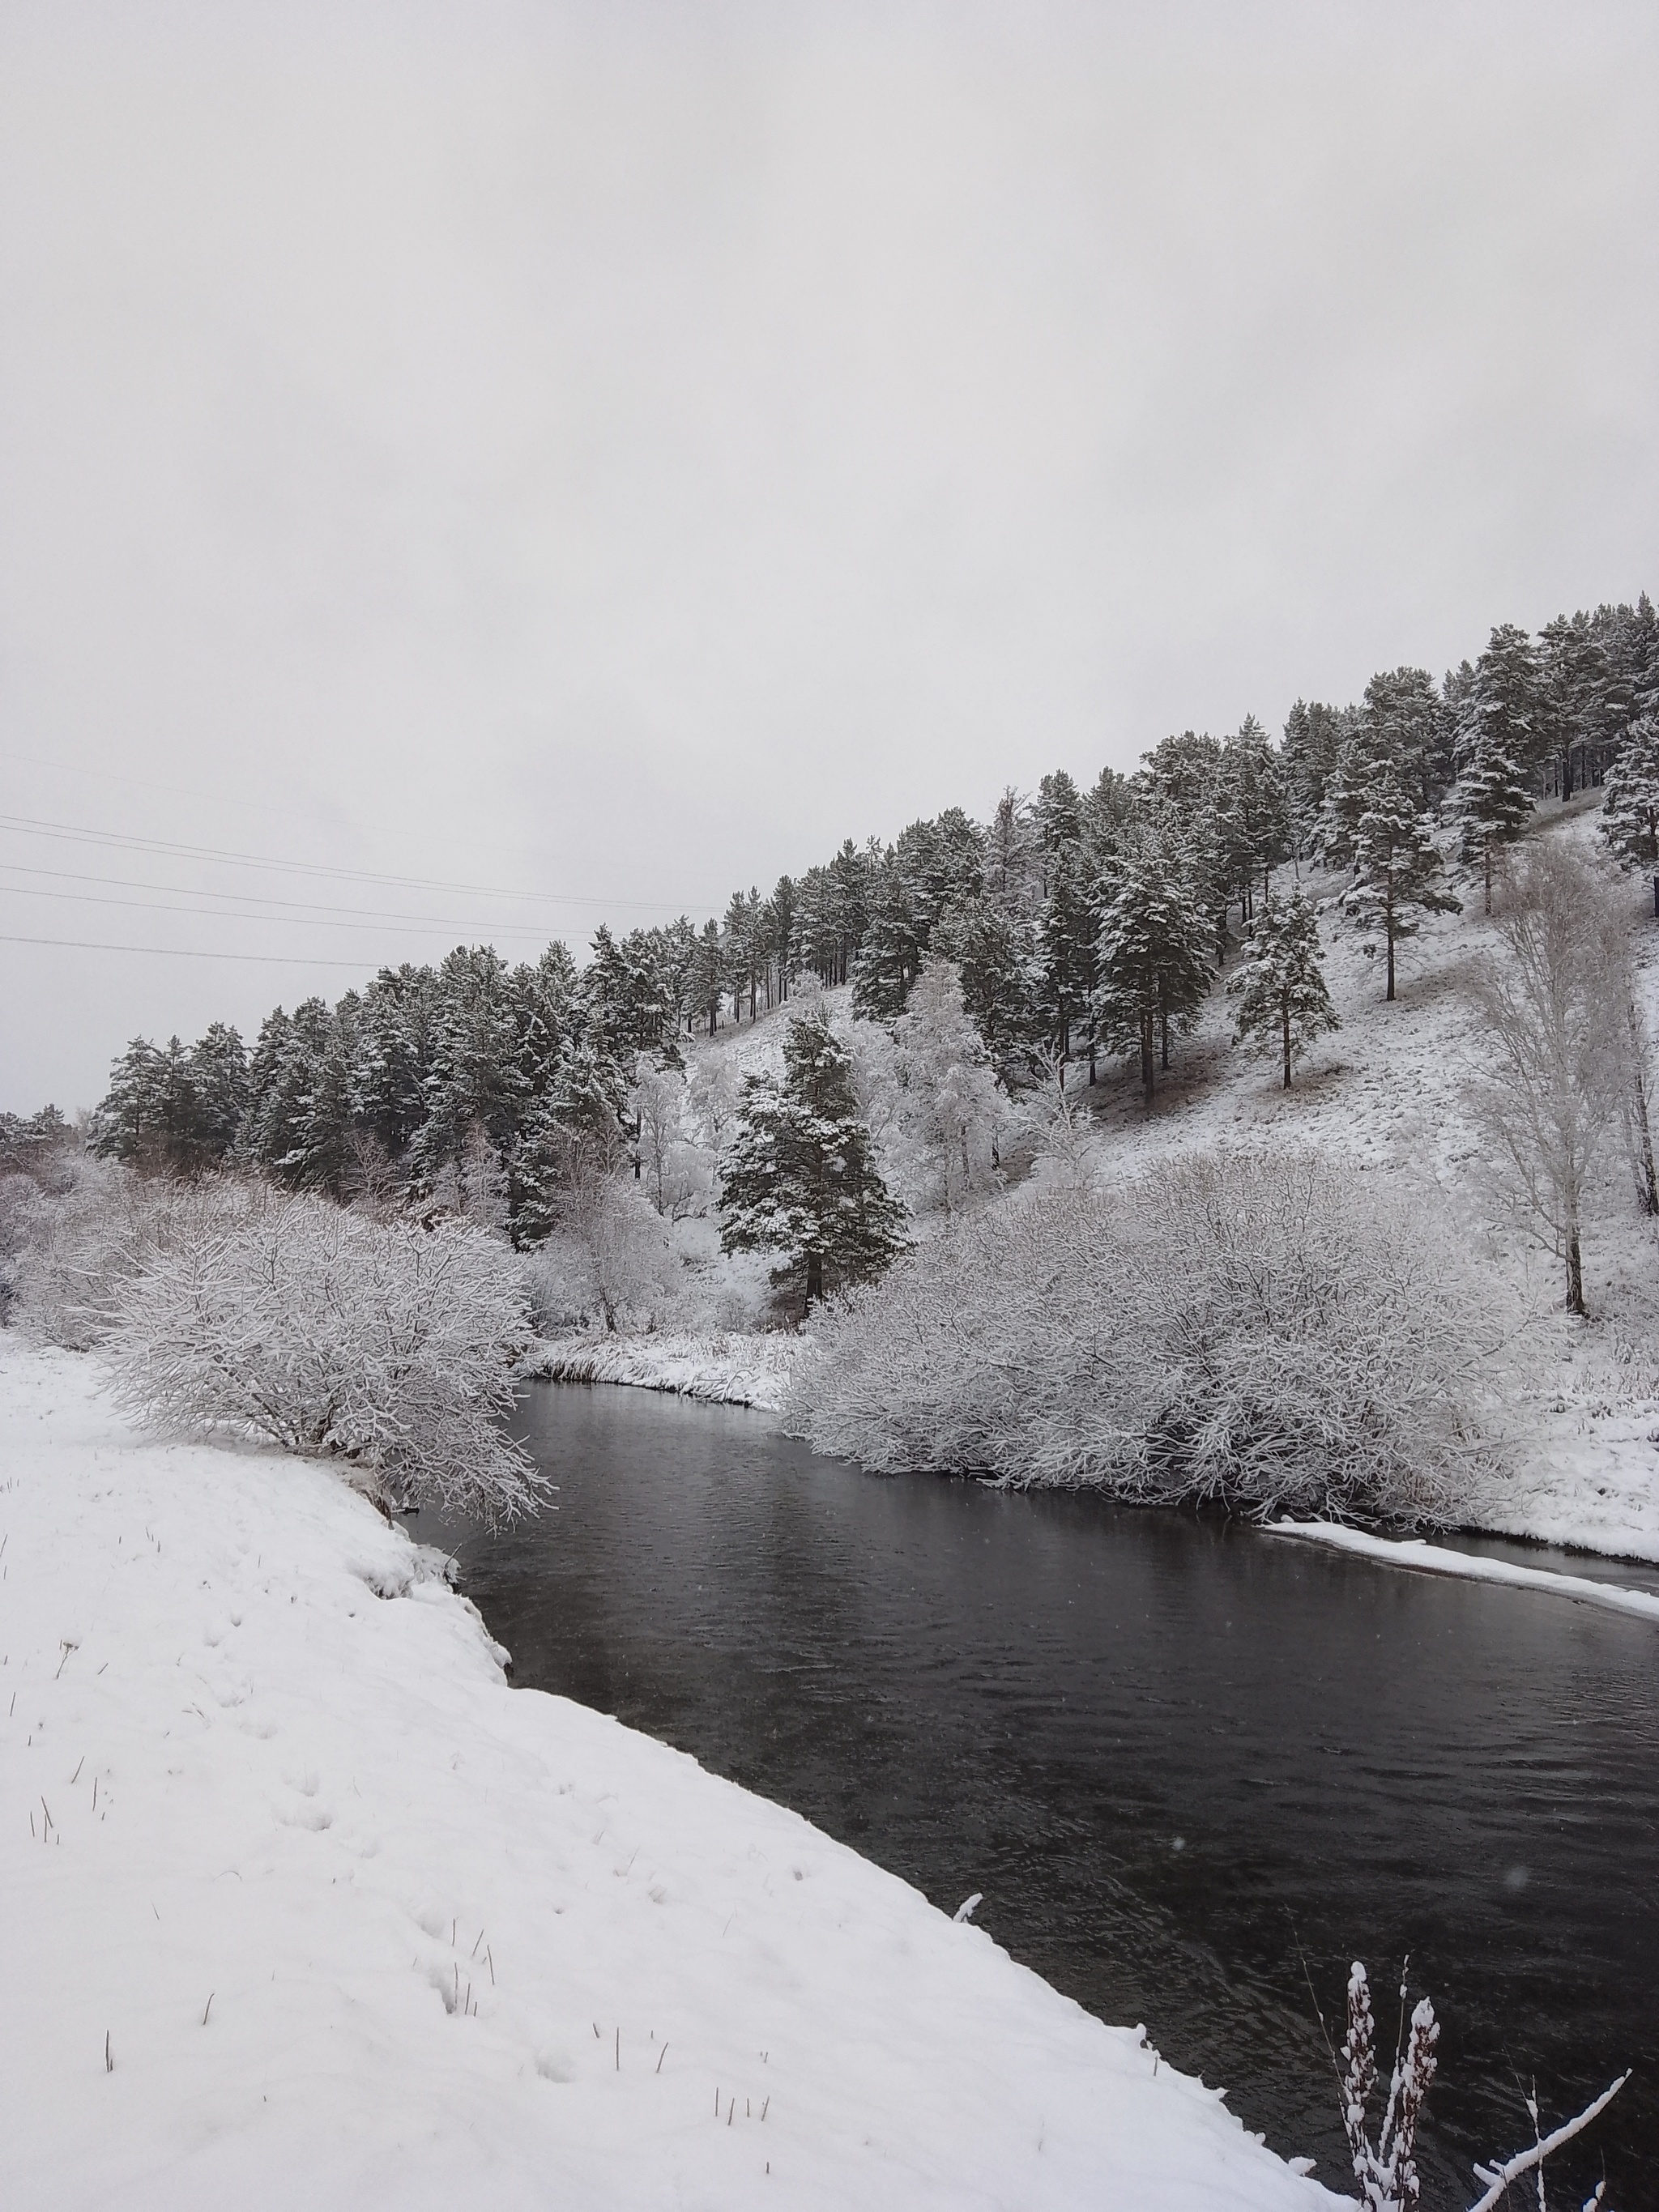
<box><xmin>1330</xmin><ymin>1960</ymin><xmax>1627</xmax><ymax>2212</ymax></box>
<box><xmin>1335</xmin><ymin>1962</ymin><xmax>1438</xmax><ymax>2212</ymax></box>
<box><xmin>104</xmin><ymin>1188</ymin><xmax>541</xmax><ymax>1519</ymax></box>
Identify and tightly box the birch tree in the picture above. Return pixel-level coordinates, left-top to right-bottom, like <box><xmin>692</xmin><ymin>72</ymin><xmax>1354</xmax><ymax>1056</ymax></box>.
<box><xmin>1466</xmin><ymin>844</ymin><xmax>1627</xmax><ymax>1314</ymax></box>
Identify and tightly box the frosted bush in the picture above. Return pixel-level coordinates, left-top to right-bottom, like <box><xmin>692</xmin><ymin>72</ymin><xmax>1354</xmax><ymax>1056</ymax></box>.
<box><xmin>8</xmin><ymin>1158</ymin><xmax>246</xmax><ymax>1351</ymax></box>
<box><xmin>787</xmin><ymin>1148</ymin><xmax>1490</xmax><ymax>1523</ymax></box>
<box><xmin>105</xmin><ymin>1188</ymin><xmax>540</xmax><ymax>1520</ymax></box>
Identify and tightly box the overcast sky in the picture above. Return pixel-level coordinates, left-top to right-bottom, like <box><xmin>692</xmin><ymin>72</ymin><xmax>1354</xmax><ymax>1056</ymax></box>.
<box><xmin>2</xmin><ymin>0</ymin><xmax>1656</xmax><ymax>1111</ymax></box>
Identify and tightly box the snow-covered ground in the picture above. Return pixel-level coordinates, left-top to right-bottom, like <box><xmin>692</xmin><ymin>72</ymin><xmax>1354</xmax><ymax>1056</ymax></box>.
<box><xmin>2</xmin><ymin>1337</ymin><xmax>1337</xmax><ymax>2211</ymax></box>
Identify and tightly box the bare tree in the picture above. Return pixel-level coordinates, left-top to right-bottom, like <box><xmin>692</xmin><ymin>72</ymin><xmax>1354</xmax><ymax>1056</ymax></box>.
<box><xmin>1465</xmin><ymin>844</ymin><xmax>1629</xmax><ymax>1315</ymax></box>
<box><xmin>1620</xmin><ymin>973</ymin><xmax>1659</xmax><ymax>1217</ymax></box>
<box><xmin>890</xmin><ymin>959</ymin><xmax>1004</xmax><ymax>1217</ymax></box>
<box><xmin>542</xmin><ymin>1115</ymin><xmax>675</xmax><ymax>1333</ymax></box>
<box><xmin>631</xmin><ymin>1057</ymin><xmax>706</xmax><ymax>1221</ymax></box>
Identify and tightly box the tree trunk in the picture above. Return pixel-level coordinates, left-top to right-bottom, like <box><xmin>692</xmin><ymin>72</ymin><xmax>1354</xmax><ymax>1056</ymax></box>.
<box><xmin>1629</xmin><ymin>997</ymin><xmax>1659</xmax><ymax>1215</ymax></box>
<box><xmin>1483</xmin><ymin>840</ymin><xmax>1493</xmax><ymax>916</ymax></box>
<box><xmin>1385</xmin><ymin>923</ymin><xmax>1396</xmax><ymax>1002</ymax></box>
<box><xmin>804</xmin><ymin>1248</ymin><xmax>825</xmax><ymax>1315</ymax></box>
<box><xmin>1281</xmin><ymin>993</ymin><xmax>1292</xmax><ymax>1089</ymax></box>
<box><xmin>1160</xmin><ymin>1008</ymin><xmax>1171</xmax><ymax>1070</ymax></box>
<box><xmin>1566</xmin><ymin>1222</ymin><xmax>1586</xmax><ymax>1316</ymax></box>
<box><xmin>1139</xmin><ymin>1009</ymin><xmax>1155</xmax><ymax>1106</ymax></box>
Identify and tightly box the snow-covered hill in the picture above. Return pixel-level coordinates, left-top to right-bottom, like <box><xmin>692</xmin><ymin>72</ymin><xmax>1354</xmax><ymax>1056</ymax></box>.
<box><xmin>610</xmin><ymin>795</ymin><xmax>1659</xmax><ymax>1562</ymax></box>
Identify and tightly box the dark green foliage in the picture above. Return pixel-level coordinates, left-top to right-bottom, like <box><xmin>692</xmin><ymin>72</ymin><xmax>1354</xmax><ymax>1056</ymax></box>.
<box><xmin>1094</xmin><ymin>832</ymin><xmax>1213</xmax><ymax>1101</ymax></box>
<box><xmin>1601</xmin><ymin>714</ymin><xmax>1659</xmax><ymax>869</ymax></box>
<box><xmin>719</xmin><ymin>1006</ymin><xmax>906</xmax><ymax>1308</ymax></box>
<box><xmin>1340</xmin><ymin>768</ymin><xmax>1461</xmax><ymax>999</ymax></box>
<box><xmin>1230</xmin><ymin>892</ymin><xmax>1339</xmax><ymax>1088</ymax></box>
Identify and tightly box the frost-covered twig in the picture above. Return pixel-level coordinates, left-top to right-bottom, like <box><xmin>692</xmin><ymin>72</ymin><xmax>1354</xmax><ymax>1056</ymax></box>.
<box><xmin>1465</xmin><ymin>2072</ymin><xmax>1628</xmax><ymax>2212</ymax></box>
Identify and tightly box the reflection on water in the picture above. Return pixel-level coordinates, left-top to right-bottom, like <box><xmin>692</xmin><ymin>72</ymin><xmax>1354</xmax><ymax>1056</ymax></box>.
<box><xmin>412</xmin><ymin>1382</ymin><xmax>1659</xmax><ymax>2206</ymax></box>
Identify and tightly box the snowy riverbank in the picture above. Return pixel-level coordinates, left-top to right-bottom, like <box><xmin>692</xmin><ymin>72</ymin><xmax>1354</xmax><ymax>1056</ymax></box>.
<box><xmin>0</xmin><ymin>1338</ymin><xmax>1335</xmax><ymax>2210</ymax></box>
<box><xmin>1267</xmin><ymin>1521</ymin><xmax>1659</xmax><ymax>1621</ymax></box>
<box><xmin>521</xmin><ymin>1329</ymin><xmax>799</xmax><ymax>1412</ymax></box>
<box><xmin>535</xmin><ymin>1324</ymin><xmax>1659</xmax><ymax>1566</ymax></box>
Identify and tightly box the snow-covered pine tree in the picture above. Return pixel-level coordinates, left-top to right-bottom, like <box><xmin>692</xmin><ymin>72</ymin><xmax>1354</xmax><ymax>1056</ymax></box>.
<box><xmin>1280</xmin><ymin>698</ymin><xmax>1351</xmax><ymax>841</ymax></box>
<box><xmin>719</xmin><ymin>1004</ymin><xmax>907</xmax><ymax>1311</ymax></box>
<box><xmin>1093</xmin><ymin>834</ymin><xmax>1213</xmax><ymax>1103</ymax></box>
<box><xmin>186</xmin><ymin>1023</ymin><xmax>249</xmax><ymax>1164</ymax></box>
<box><xmin>1229</xmin><ymin>891</ymin><xmax>1339</xmax><ymax>1089</ymax></box>
<box><xmin>1035</xmin><ymin>837</ymin><xmax>1098</xmax><ymax>1066</ymax></box>
<box><xmin>931</xmin><ymin>895</ymin><xmax>1042</xmax><ymax>1075</ymax></box>
<box><xmin>1455</xmin><ymin>646</ymin><xmax>1535</xmax><ymax>912</ymax></box>
<box><xmin>88</xmin><ymin>1038</ymin><xmax>166</xmax><ymax>1163</ymax></box>
<box><xmin>411</xmin><ymin>947</ymin><xmax>524</xmax><ymax>1198</ymax></box>
<box><xmin>1539</xmin><ymin>608</ymin><xmax>1614</xmax><ymax>796</ymax></box>
<box><xmin>510</xmin><ymin>1025</ymin><xmax>637</xmax><ymax>1283</ymax></box>
<box><xmin>1601</xmin><ymin>712</ymin><xmax>1659</xmax><ymax>870</ymax></box>
<box><xmin>1340</xmin><ymin>767</ymin><xmax>1461</xmax><ymax>1000</ymax></box>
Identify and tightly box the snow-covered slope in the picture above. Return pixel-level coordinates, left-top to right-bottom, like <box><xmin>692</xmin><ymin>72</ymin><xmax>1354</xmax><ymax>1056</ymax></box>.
<box><xmin>1</xmin><ymin>1339</ymin><xmax>1337</xmax><ymax>2211</ymax></box>
<box><xmin>1063</xmin><ymin>796</ymin><xmax>1659</xmax><ymax>1559</ymax></box>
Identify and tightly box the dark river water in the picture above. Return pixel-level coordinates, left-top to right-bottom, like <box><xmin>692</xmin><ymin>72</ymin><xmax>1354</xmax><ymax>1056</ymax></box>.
<box><xmin>412</xmin><ymin>1382</ymin><xmax>1659</xmax><ymax>2207</ymax></box>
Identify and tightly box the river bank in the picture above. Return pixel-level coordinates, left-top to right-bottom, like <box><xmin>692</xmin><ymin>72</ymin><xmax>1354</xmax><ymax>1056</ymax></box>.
<box><xmin>0</xmin><ymin>1337</ymin><xmax>1336</xmax><ymax>2211</ymax></box>
<box><xmin>531</xmin><ymin>1324</ymin><xmax>1659</xmax><ymax>1565</ymax></box>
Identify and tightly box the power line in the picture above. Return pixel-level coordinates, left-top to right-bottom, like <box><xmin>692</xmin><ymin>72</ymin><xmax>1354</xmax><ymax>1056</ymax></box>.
<box><xmin>0</xmin><ymin>858</ymin><xmax>563</xmax><ymax>932</ymax></box>
<box><xmin>0</xmin><ymin>932</ymin><xmax>398</xmax><ymax>967</ymax></box>
<box><xmin>0</xmin><ymin>880</ymin><xmax>557</xmax><ymax>943</ymax></box>
<box><xmin>0</xmin><ymin>812</ymin><xmax>712</xmax><ymax>914</ymax></box>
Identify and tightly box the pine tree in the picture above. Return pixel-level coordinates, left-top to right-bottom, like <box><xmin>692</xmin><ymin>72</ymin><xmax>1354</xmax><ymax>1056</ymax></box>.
<box><xmin>1035</xmin><ymin>837</ymin><xmax>1098</xmax><ymax>1065</ymax></box>
<box><xmin>1094</xmin><ymin>837</ymin><xmax>1213</xmax><ymax>1103</ymax></box>
<box><xmin>413</xmin><ymin>947</ymin><xmax>525</xmax><ymax>1193</ymax></box>
<box><xmin>511</xmin><ymin>1029</ymin><xmax>630</xmax><ymax>1247</ymax></box>
<box><xmin>89</xmin><ymin>1038</ymin><xmax>166</xmax><ymax>1162</ymax></box>
<box><xmin>186</xmin><ymin>1023</ymin><xmax>248</xmax><ymax>1164</ymax></box>
<box><xmin>1455</xmin><ymin>658</ymin><xmax>1535</xmax><ymax>914</ymax></box>
<box><xmin>1229</xmin><ymin>892</ymin><xmax>1339</xmax><ymax>1088</ymax></box>
<box><xmin>930</xmin><ymin>895</ymin><xmax>1042</xmax><ymax>1074</ymax></box>
<box><xmin>1539</xmin><ymin>609</ymin><xmax>1613</xmax><ymax>796</ymax></box>
<box><xmin>719</xmin><ymin>1006</ymin><xmax>907</xmax><ymax>1311</ymax></box>
<box><xmin>1601</xmin><ymin>713</ymin><xmax>1659</xmax><ymax>870</ymax></box>
<box><xmin>1340</xmin><ymin>768</ymin><xmax>1461</xmax><ymax>1000</ymax></box>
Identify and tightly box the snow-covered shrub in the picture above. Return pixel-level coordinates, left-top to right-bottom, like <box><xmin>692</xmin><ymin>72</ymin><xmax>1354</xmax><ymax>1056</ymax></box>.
<box><xmin>522</xmin><ymin>1182</ymin><xmax>679</xmax><ymax>1336</ymax></box>
<box><xmin>7</xmin><ymin>1157</ymin><xmax>240</xmax><ymax>1350</ymax></box>
<box><xmin>787</xmin><ymin>1148</ymin><xmax>1489</xmax><ymax>1523</ymax></box>
<box><xmin>105</xmin><ymin>1190</ymin><xmax>540</xmax><ymax>1519</ymax></box>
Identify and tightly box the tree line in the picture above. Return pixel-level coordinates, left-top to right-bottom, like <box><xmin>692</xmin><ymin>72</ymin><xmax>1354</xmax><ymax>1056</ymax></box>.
<box><xmin>74</xmin><ymin>589</ymin><xmax>1659</xmax><ymax>1248</ymax></box>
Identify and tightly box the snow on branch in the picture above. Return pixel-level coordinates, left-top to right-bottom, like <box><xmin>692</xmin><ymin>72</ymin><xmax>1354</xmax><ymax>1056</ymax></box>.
<box><xmin>1465</xmin><ymin>2072</ymin><xmax>1629</xmax><ymax>2212</ymax></box>
<box><xmin>789</xmin><ymin>1145</ymin><xmax>1491</xmax><ymax>1522</ymax></box>
<box><xmin>103</xmin><ymin>1184</ymin><xmax>542</xmax><ymax>1520</ymax></box>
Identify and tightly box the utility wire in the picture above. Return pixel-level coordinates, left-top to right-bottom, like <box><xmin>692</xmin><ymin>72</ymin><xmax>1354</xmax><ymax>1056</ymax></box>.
<box><xmin>0</xmin><ymin>880</ymin><xmax>556</xmax><ymax>942</ymax></box>
<box><xmin>0</xmin><ymin>933</ymin><xmax>402</xmax><ymax>968</ymax></box>
<box><xmin>0</xmin><ymin>857</ymin><xmax>564</xmax><ymax>932</ymax></box>
<box><xmin>0</xmin><ymin>812</ymin><xmax>710</xmax><ymax>913</ymax></box>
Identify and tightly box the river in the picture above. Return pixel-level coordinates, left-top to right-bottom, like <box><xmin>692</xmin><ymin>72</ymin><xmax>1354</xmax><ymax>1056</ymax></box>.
<box><xmin>412</xmin><ymin>1381</ymin><xmax>1659</xmax><ymax>2206</ymax></box>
